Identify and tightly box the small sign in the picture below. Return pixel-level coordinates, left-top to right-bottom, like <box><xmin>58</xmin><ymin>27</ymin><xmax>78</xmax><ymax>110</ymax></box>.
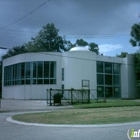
<box><xmin>82</xmin><ymin>80</ymin><xmax>89</xmax><ymax>87</ymax></box>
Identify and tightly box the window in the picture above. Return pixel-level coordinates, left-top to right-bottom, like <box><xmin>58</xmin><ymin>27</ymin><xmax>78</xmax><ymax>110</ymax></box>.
<box><xmin>97</xmin><ymin>74</ymin><xmax>104</xmax><ymax>85</ymax></box>
<box><xmin>105</xmin><ymin>63</ymin><xmax>112</xmax><ymax>73</ymax></box>
<box><xmin>97</xmin><ymin>61</ymin><xmax>121</xmax><ymax>98</ymax></box>
<box><xmin>62</xmin><ymin>68</ymin><xmax>64</xmax><ymax>81</ymax></box>
<box><xmin>97</xmin><ymin>62</ymin><xmax>103</xmax><ymax>73</ymax></box>
<box><xmin>4</xmin><ymin>61</ymin><xmax>56</xmax><ymax>86</ymax></box>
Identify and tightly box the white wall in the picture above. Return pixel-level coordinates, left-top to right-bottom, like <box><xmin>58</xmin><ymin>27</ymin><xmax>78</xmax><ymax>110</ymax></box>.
<box><xmin>62</xmin><ymin>51</ymin><xmax>97</xmax><ymax>90</ymax></box>
<box><xmin>2</xmin><ymin>52</ymin><xmax>62</xmax><ymax>99</ymax></box>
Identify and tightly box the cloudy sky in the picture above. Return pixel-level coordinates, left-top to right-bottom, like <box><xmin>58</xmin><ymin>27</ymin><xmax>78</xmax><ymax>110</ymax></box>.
<box><xmin>0</xmin><ymin>0</ymin><xmax>140</xmax><ymax>57</ymax></box>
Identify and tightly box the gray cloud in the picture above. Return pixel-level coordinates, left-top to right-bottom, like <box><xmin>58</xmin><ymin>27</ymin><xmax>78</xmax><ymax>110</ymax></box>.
<box><xmin>0</xmin><ymin>0</ymin><xmax>140</xmax><ymax>49</ymax></box>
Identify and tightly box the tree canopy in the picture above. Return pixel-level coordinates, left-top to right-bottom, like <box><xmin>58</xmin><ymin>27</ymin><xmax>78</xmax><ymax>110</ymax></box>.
<box><xmin>130</xmin><ymin>22</ymin><xmax>140</xmax><ymax>47</ymax></box>
<box><xmin>1</xmin><ymin>23</ymin><xmax>99</xmax><ymax>59</ymax></box>
<box><xmin>116</xmin><ymin>52</ymin><xmax>128</xmax><ymax>58</ymax></box>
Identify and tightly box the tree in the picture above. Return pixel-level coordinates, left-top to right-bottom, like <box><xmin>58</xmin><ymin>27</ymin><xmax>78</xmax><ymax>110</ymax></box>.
<box><xmin>133</xmin><ymin>52</ymin><xmax>140</xmax><ymax>87</ymax></box>
<box><xmin>75</xmin><ymin>39</ymin><xmax>88</xmax><ymax>46</ymax></box>
<box><xmin>69</xmin><ymin>39</ymin><xmax>99</xmax><ymax>54</ymax></box>
<box><xmin>130</xmin><ymin>23</ymin><xmax>140</xmax><ymax>47</ymax></box>
<box><xmin>2</xmin><ymin>45</ymin><xmax>28</xmax><ymax>59</ymax></box>
<box><xmin>116</xmin><ymin>52</ymin><xmax>128</xmax><ymax>58</ymax></box>
<box><xmin>89</xmin><ymin>42</ymin><xmax>99</xmax><ymax>54</ymax></box>
<box><xmin>30</xmin><ymin>23</ymin><xmax>67</xmax><ymax>52</ymax></box>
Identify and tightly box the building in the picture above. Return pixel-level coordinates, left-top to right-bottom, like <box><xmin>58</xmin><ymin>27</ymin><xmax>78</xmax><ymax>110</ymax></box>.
<box><xmin>2</xmin><ymin>46</ymin><xmax>139</xmax><ymax>99</ymax></box>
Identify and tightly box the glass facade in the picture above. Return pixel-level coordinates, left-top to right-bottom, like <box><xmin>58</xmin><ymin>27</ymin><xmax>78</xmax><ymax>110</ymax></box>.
<box><xmin>4</xmin><ymin>61</ymin><xmax>56</xmax><ymax>86</ymax></box>
<box><xmin>97</xmin><ymin>61</ymin><xmax>121</xmax><ymax>98</ymax></box>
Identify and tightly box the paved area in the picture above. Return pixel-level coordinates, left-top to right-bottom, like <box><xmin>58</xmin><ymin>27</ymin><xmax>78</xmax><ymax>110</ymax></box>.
<box><xmin>0</xmin><ymin>99</ymin><xmax>140</xmax><ymax>140</ymax></box>
<box><xmin>0</xmin><ymin>99</ymin><xmax>73</xmax><ymax>112</ymax></box>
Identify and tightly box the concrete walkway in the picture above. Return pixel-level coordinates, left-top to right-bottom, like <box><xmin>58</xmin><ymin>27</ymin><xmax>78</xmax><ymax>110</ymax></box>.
<box><xmin>0</xmin><ymin>99</ymin><xmax>73</xmax><ymax>112</ymax></box>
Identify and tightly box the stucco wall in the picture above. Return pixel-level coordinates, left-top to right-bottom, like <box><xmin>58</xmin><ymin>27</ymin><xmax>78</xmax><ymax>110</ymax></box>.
<box><xmin>2</xmin><ymin>52</ymin><xmax>62</xmax><ymax>99</ymax></box>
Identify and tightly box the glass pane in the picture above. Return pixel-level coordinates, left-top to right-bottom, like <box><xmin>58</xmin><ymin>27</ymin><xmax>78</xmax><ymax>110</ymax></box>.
<box><xmin>21</xmin><ymin>63</ymin><xmax>25</xmax><ymax>78</ymax></box>
<box><xmin>105</xmin><ymin>87</ymin><xmax>113</xmax><ymax>98</ymax></box>
<box><xmin>33</xmin><ymin>62</ymin><xmax>37</xmax><ymax>78</ymax></box>
<box><xmin>113</xmin><ymin>64</ymin><xmax>120</xmax><ymax>74</ymax></box>
<box><xmin>62</xmin><ymin>68</ymin><xmax>64</xmax><ymax>81</ymax></box>
<box><xmin>50</xmin><ymin>79</ymin><xmax>56</xmax><ymax>84</ymax></box>
<box><xmin>114</xmin><ymin>87</ymin><xmax>120</xmax><ymax>97</ymax></box>
<box><xmin>97</xmin><ymin>86</ymin><xmax>104</xmax><ymax>97</ymax></box>
<box><xmin>37</xmin><ymin>79</ymin><xmax>43</xmax><ymax>84</ymax></box>
<box><xmin>44</xmin><ymin>62</ymin><xmax>49</xmax><ymax>78</ymax></box>
<box><xmin>50</xmin><ymin>62</ymin><xmax>56</xmax><ymax>78</ymax></box>
<box><xmin>37</xmin><ymin>62</ymin><xmax>43</xmax><ymax>78</ymax></box>
<box><xmin>44</xmin><ymin>79</ymin><xmax>49</xmax><ymax>84</ymax></box>
<box><xmin>105</xmin><ymin>75</ymin><xmax>112</xmax><ymax>85</ymax></box>
<box><xmin>97</xmin><ymin>62</ymin><xmax>103</xmax><ymax>73</ymax></box>
<box><xmin>105</xmin><ymin>63</ymin><xmax>112</xmax><ymax>73</ymax></box>
<box><xmin>97</xmin><ymin>74</ymin><xmax>104</xmax><ymax>85</ymax></box>
<box><xmin>113</xmin><ymin>75</ymin><xmax>120</xmax><ymax>85</ymax></box>
<box><xmin>25</xmin><ymin>62</ymin><xmax>31</xmax><ymax>78</ymax></box>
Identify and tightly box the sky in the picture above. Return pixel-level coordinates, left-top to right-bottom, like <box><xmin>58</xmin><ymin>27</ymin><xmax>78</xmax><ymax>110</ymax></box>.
<box><xmin>0</xmin><ymin>0</ymin><xmax>140</xmax><ymax>57</ymax></box>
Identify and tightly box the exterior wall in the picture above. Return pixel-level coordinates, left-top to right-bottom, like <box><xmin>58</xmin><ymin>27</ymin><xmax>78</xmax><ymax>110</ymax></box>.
<box><xmin>2</xmin><ymin>51</ymin><xmax>138</xmax><ymax>99</ymax></box>
<box><xmin>62</xmin><ymin>51</ymin><xmax>97</xmax><ymax>91</ymax></box>
<box><xmin>2</xmin><ymin>52</ymin><xmax>62</xmax><ymax>99</ymax></box>
<box><xmin>121</xmin><ymin>55</ymin><xmax>139</xmax><ymax>99</ymax></box>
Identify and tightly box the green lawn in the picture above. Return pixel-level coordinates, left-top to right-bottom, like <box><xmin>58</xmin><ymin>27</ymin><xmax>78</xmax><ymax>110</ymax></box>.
<box><xmin>73</xmin><ymin>99</ymin><xmax>140</xmax><ymax>108</ymax></box>
<box><xmin>13</xmin><ymin>106</ymin><xmax>140</xmax><ymax>124</ymax></box>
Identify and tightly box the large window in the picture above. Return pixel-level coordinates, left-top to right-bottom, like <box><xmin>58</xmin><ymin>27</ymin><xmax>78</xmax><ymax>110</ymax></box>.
<box><xmin>4</xmin><ymin>61</ymin><xmax>56</xmax><ymax>86</ymax></box>
<box><xmin>96</xmin><ymin>62</ymin><xmax>121</xmax><ymax>98</ymax></box>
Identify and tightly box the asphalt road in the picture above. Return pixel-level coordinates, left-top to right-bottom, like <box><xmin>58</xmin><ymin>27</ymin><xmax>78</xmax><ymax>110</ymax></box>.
<box><xmin>0</xmin><ymin>99</ymin><xmax>140</xmax><ymax>140</ymax></box>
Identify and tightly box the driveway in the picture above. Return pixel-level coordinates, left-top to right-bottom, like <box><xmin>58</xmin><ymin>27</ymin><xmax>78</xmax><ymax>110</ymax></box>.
<box><xmin>0</xmin><ymin>99</ymin><xmax>139</xmax><ymax>140</ymax></box>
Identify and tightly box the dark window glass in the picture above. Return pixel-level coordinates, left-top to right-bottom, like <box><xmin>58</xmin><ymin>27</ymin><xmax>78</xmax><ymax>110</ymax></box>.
<box><xmin>105</xmin><ymin>75</ymin><xmax>112</xmax><ymax>85</ymax></box>
<box><xmin>44</xmin><ymin>79</ymin><xmax>49</xmax><ymax>84</ymax></box>
<box><xmin>33</xmin><ymin>62</ymin><xmax>37</xmax><ymax>78</ymax></box>
<box><xmin>97</xmin><ymin>86</ymin><xmax>104</xmax><ymax>97</ymax></box>
<box><xmin>97</xmin><ymin>74</ymin><xmax>104</xmax><ymax>85</ymax></box>
<box><xmin>21</xmin><ymin>63</ymin><xmax>25</xmax><ymax>78</ymax></box>
<box><xmin>105</xmin><ymin>63</ymin><xmax>112</xmax><ymax>73</ymax></box>
<box><xmin>37</xmin><ymin>62</ymin><xmax>43</xmax><ymax>78</ymax></box>
<box><xmin>25</xmin><ymin>62</ymin><xmax>30</xmax><ymax>78</ymax></box>
<box><xmin>113</xmin><ymin>64</ymin><xmax>120</xmax><ymax>74</ymax></box>
<box><xmin>44</xmin><ymin>62</ymin><xmax>49</xmax><ymax>78</ymax></box>
<box><xmin>50</xmin><ymin>79</ymin><xmax>56</xmax><ymax>84</ymax></box>
<box><xmin>50</xmin><ymin>62</ymin><xmax>56</xmax><ymax>78</ymax></box>
<box><xmin>114</xmin><ymin>87</ymin><xmax>120</xmax><ymax>97</ymax></box>
<box><xmin>37</xmin><ymin>79</ymin><xmax>43</xmax><ymax>84</ymax></box>
<box><xmin>97</xmin><ymin>62</ymin><xmax>103</xmax><ymax>73</ymax></box>
<box><xmin>62</xmin><ymin>68</ymin><xmax>64</xmax><ymax>81</ymax></box>
<box><xmin>113</xmin><ymin>75</ymin><xmax>120</xmax><ymax>85</ymax></box>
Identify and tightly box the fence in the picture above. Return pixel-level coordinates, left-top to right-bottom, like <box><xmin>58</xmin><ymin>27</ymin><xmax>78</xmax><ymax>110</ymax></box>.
<box><xmin>46</xmin><ymin>88</ymin><xmax>106</xmax><ymax>106</ymax></box>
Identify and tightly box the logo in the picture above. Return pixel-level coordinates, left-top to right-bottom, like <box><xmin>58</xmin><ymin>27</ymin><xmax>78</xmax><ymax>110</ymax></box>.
<box><xmin>127</xmin><ymin>128</ymin><xmax>140</xmax><ymax>139</ymax></box>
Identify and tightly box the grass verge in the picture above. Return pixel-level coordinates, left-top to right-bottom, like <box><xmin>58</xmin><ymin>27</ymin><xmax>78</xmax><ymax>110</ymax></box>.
<box><xmin>73</xmin><ymin>99</ymin><xmax>140</xmax><ymax>108</ymax></box>
<box><xmin>12</xmin><ymin>106</ymin><xmax>140</xmax><ymax>124</ymax></box>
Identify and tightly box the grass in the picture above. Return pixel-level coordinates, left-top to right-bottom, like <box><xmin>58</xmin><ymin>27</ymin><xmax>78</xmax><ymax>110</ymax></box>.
<box><xmin>13</xmin><ymin>106</ymin><xmax>140</xmax><ymax>124</ymax></box>
<box><xmin>73</xmin><ymin>99</ymin><xmax>140</xmax><ymax>108</ymax></box>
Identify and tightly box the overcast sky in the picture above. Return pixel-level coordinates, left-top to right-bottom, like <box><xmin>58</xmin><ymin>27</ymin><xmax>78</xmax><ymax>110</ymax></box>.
<box><xmin>0</xmin><ymin>0</ymin><xmax>140</xmax><ymax>57</ymax></box>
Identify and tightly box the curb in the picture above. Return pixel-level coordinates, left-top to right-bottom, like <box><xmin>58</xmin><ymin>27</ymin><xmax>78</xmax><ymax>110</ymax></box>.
<box><xmin>7</xmin><ymin>117</ymin><xmax>140</xmax><ymax>128</ymax></box>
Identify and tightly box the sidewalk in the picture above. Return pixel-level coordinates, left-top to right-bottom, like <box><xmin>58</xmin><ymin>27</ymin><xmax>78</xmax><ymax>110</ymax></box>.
<box><xmin>0</xmin><ymin>99</ymin><xmax>73</xmax><ymax>112</ymax></box>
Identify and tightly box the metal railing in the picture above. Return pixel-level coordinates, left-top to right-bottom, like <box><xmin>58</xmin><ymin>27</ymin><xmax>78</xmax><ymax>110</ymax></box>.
<box><xmin>46</xmin><ymin>88</ymin><xmax>106</xmax><ymax>106</ymax></box>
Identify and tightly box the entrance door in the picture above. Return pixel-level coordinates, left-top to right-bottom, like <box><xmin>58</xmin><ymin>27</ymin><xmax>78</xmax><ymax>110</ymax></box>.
<box><xmin>105</xmin><ymin>87</ymin><xmax>113</xmax><ymax>98</ymax></box>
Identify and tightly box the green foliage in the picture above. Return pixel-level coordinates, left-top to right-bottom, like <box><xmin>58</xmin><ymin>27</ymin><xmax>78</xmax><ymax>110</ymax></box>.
<box><xmin>2</xmin><ymin>45</ymin><xmax>28</xmax><ymax>59</ymax></box>
<box><xmin>116</xmin><ymin>52</ymin><xmax>128</xmax><ymax>58</ymax></box>
<box><xmin>2</xmin><ymin>23</ymin><xmax>70</xmax><ymax>59</ymax></box>
<box><xmin>70</xmin><ymin>38</ymin><xmax>99</xmax><ymax>54</ymax></box>
<box><xmin>76</xmin><ymin>39</ymin><xmax>88</xmax><ymax>46</ymax></box>
<box><xmin>30</xmin><ymin>23</ymin><xmax>67</xmax><ymax>52</ymax></box>
<box><xmin>130</xmin><ymin>22</ymin><xmax>140</xmax><ymax>47</ymax></box>
<box><xmin>89</xmin><ymin>42</ymin><xmax>99</xmax><ymax>54</ymax></box>
<box><xmin>133</xmin><ymin>52</ymin><xmax>140</xmax><ymax>86</ymax></box>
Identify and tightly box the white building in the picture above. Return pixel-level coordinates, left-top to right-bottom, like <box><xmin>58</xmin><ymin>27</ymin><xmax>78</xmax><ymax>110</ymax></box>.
<box><xmin>2</xmin><ymin>46</ymin><xmax>139</xmax><ymax>99</ymax></box>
